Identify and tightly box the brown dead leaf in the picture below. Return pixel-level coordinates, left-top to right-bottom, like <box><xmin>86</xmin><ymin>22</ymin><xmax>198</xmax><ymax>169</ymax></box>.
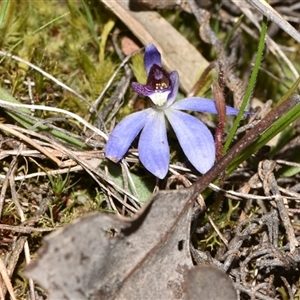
<box><xmin>184</xmin><ymin>265</ymin><xmax>237</xmax><ymax>300</ymax></box>
<box><xmin>26</xmin><ymin>189</ymin><xmax>195</xmax><ymax>299</ymax></box>
<box><xmin>101</xmin><ymin>0</ymin><xmax>209</xmax><ymax>94</ymax></box>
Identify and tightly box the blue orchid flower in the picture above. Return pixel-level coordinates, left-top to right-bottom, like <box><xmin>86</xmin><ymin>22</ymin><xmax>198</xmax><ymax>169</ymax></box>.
<box><xmin>105</xmin><ymin>44</ymin><xmax>240</xmax><ymax>179</ymax></box>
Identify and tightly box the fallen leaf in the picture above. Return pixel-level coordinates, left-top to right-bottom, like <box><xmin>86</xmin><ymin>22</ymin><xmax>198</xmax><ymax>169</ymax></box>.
<box><xmin>105</xmin><ymin>161</ymin><xmax>155</xmax><ymax>204</ymax></box>
<box><xmin>184</xmin><ymin>265</ymin><xmax>237</xmax><ymax>300</ymax></box>
<box><xmin>26</xmin><ymin>189</ymin><xmax>195</xmax><ymax>299</ymax></box>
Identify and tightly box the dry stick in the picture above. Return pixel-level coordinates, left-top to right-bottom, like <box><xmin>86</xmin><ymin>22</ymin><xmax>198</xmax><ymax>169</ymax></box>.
<box><xmin>0</xmin><ymin>257</ymin><xmax>17</xmax><ymax>300</ymax></box>
<box><xmin>232</xmin><ymin>0</ymin><xmax>299</xmax><ymax>81</ymax></box>
<box><xmin>234</xmin><ymin>282</ymin><xmax>275</xmax><ymax>300</ymax></box>
<box><xmin>212</xmin><ymin>65</ymin><xmax>227</xmax><ymax>214</ymax></box>
<box><xmin>188</xmin><ymin>0</ymin><xmax>246</xmax><ymax>106</ymax></box>
<box><xmin>0</xmin><ymin>165</ymin><xmax>84</xmax><ymax>181</ymax></box>
<box><xmin>0</xmin><ymin>161</ymin><xmax>13</xmax><ymax>218</ymax></box>
<box><xmin>191</xmin><ymin>94</ymin><xmax>300</xmax><ymax>199</ymax></box>
<box><xmin>0</xmin><ymin>100</ymin><xmax>108</xmax><ymax>140</ymax></box>
<box><xmin>5</xmin><ymin>236</ymin><xmax>28</xmax><ymax>296</ymax></box>
<box><xmin>208</xmin><ymin>215</ymin><xmax>229</xmax><ymax>248</ymax></box>
<box><xmin>0</xmin><ymin>224</ymin><xmax>55</xmax><ymax>233</ymax></box>
<box><xmin>0</xmin><ymin>157</ymin><xmax>20</xmax><ymax>299</ymax></box>
<box><xmin>273</xmin><ymin>186</ymin><xmax>299</xmax><ymax>253</ymax></box>
<box><xmin>209</xmin><ymin>183</ymin><xmax>299</xmax><ymax>201</ymax></box>
<box><xmin>2</xmin><ymin>124</ymin><xmax>140</xmax><ymax>211</ymax></box>
<box><xmin>0</xmin><ymin>124</ymin><xmax>61</xmax><ymax>166</ymax></box>
<box><xmin>8</xmin><ymin>160</ymin><xmax>36</xmax><ymax>300</ymax></box>
<box><xmin>213</xmin><ymin>66</ymin><xmax>226</xmax><ymax>162</ymax></box>
<box><xmin>280</xmin><ymin>276</ymin><xmax>293</xmax><ymax>300</ymax></box>
<box><xmin>246</xmin><ymin>0</ymin><xmax>300</xmax><ymax>44</ymax></box>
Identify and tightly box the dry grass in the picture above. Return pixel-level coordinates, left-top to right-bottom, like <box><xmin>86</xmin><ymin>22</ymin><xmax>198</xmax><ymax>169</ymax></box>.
<box><xmin>0</xmin><ymin>0</ymin><xmax>300</xmax><ymax>299</ymax></box>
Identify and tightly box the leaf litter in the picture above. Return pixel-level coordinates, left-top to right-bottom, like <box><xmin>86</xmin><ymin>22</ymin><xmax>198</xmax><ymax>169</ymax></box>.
<box><xmin>0</xmin><ymin>0</ymin><xmax>300</xmax><ymax>299</ymax></box>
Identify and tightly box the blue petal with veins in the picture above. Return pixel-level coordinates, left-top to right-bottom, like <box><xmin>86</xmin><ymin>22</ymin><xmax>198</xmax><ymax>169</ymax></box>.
<box><xmin>139</xmin><ymin>111</ymin><xmax>169</xmax><ymax>179</ymax></box>
<box><xmin>105</xmin><ymin>43</ymin><xmax>244</xmax><ymax>179</ymax></box>
<box><xmin>105</xmin><ymin>109</ymin><xmax>152</xmax><ymax>162</ymax></box>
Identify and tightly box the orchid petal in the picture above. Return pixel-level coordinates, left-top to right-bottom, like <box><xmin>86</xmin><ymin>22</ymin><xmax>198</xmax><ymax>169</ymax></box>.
<box><xmin>131</xmin><ymin>82</ymin><xmax>171</xmax><ymax>106</ymax></box>
<box><xmin>105</xmin><ymin>109</ymin><xmax>152</xmax><ymax>162</ymax></box>
<box><xmin>165</xmin><ymin>71</ymin><xmax>179</xmax><ymax>106</ymax></box>
<box><xmin>144</xmin><ymin>44</ymin><xmax>161</xmax><ymax>74</ymax></box>
<box><xmin>131</xmin><ymin>82</ymin><xmax>155</xmax><ymax>97</ymax></box>
<box><xmin>139</xmin><ymin>111</ymin><xmax>169</xmax><ymax>179</ymax></box>
<box><xmin>165</xmin><ymin>109</ymin><xmax>215</xmax><ymax>174</ymax></box>
<box><xmin>171</xmin><ymin>97</ymin><xmax>240</xmax><ymax>115</ymax></box>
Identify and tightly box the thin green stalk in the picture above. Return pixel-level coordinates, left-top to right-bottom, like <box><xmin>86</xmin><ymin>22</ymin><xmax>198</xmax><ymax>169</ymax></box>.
<box><xmin>0</xmin><ymin>0</ymin><xmax>9</xmax><ymax>27</ymax></box>
<box><xmin>226</xmin><ymin>76</ymin><xmax>300</xmax><ymax>174</ymax></box>
<box><xmin>223</xmin><ymin>16</ymin><xmax>268</xmax><ymax>153</ymax></box>
<box><xmin>0</xmin><ymin>11</ymin><xmax>69</xmax><ymax>64</ymax></box>
<box><xmin>0</xmin><ymin>87</ymin><xmax>87</xmax><ymax>148</ymax></box>
<box><xmin>224</xmin><ymin>14</ymin><xmax>244</xmax><ymax>48</ymax></box>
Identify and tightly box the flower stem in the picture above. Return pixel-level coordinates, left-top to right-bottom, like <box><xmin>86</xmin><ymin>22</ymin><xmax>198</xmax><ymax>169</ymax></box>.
<box><xmin>192</xmin><ymin>94</ymin><xmax>300</xmax><ymax>198</ymax></box>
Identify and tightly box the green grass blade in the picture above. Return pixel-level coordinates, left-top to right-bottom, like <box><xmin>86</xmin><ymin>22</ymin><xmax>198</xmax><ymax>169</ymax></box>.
<box><xmin>0</xmin><ymin>11</ymin><xmax>69</xmax><ymax>64</ymax></box>
<box><xmin>226</xmin><ymin>76</ymin><xmax>300</xmax><ymax>175</ymax></box>
<box><xmin>0</xmin><ymin>87</ymin><xmax>87</xmax><ymax>148</ymax></box>
<box><xmin>224</xmin><ymin>16</ymin><xmax>268</xmax><ymax>153</ymax></box>
<box><xmin>0</xmin><ymin>0</ymin><xmax>9</xmax><ymax>27</ymax></box>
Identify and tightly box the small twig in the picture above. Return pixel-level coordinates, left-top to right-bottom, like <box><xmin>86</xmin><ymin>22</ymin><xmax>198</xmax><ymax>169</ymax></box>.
<box><xmin>213</xmin><ymin>63</ymin><xmax>226</xmax><ymax>162</ymax></box>
<box><xmin>0</xmin><ymin>158</ymin><xmax>14</xmax><ymax>218</ymax></box>
<box><xmin>231</xmin><ymin>0</ymin><xmax>300</xmax><ymax>81</ymax></box>
<box><xmin>234</xmin><ymin>283</ymin><xmax>275</xmax><ymax>300</ymax></box>
<box><xmin>190</xmin><ymin>244</ymin><xmax>240</xmax><ymax>278</ymax></box>
<box><xmin>26</xmin><ymin>77</ymin><xmax>35</xmax><ymax>114</ymax></box>
<box><xmin>208</xmin><ymin>215</ymin><xmax>229</xmax><ymax>248</ymax></box>
<box><xmin>9</xmin><ymin>161</ymin><xmax>36</xmax><ymax>300</ymax></box>
<box><xmin>0</xmin><ymin>224</ymin><xmax>55</xmax><ymax>233</ymax></box>
<box><xmin>0</xmin><ymin>165</ymin><xmax>84</xmax><ymax>181</ymax></box>
<box><xmin>0</xmin><ymin>123</ymin><xmax>62</xmax><ymax>166</ymax></box>
<box><xmin>0</xmin><ymin>99</ymin><xmax>108</xmax><ymax>140</ymax></box>
<box><xmin>280</xmin><ymin>276</ymin><xmax>293</xmax><ymax>300</ymax></box>
<box><xmin>1</xmin><ymin>122</ymin><xmax>140</xmax><ymax>211</ymax></box>
<box><xmin>0</xmin><ymin>257</ymin><xmax>17</xmax><ymax>300</ymax></box>
<box><xmin>276</xmin><ymin>159</ymin><xmax>300</xmax><ymax>168</ymax></box>
<box><xmin>166</xmin><ymin>174</ymin><xmax>192</xmax><ymax>189</ymax></box>
<box><xmin>191</xmin><ymin>94</ymin><xmax>300</xmax><ymax>198</ymax></box>
<box><xmin>258</xmin><ymin>160</ymin><xmax>299</xmax><ymax>253</ymax></box>
<box><xmin>246</xmin><ymin>0</ymin><xmax>300</xmax><ymax>44</ymax></box>
<box><xmin>209</xmin><ymin>183</ymin><xmax>300</xmax><ymax>201</ymax></box>
<box><xmin>5</xmin><ymin>236</ymin><xmax>28</xmax><ymax>297</ymax></box>
<box><xmin>212</xmin><ymin>63</ymin><xmax>227</xmax><ymax>213</ymax></box>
